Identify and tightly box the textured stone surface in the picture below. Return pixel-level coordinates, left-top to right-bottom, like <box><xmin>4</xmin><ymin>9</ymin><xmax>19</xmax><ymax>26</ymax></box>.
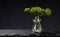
<box><xmin>0</xmin><ymin>29</ymin><xmax>32</xmax><ymax>36</ymax></box>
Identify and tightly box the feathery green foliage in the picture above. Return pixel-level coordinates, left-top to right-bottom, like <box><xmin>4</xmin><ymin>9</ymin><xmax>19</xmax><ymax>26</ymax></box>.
<box><xmin>24</xmin><ymin>7</ymin><xmax>52</xmax><ymax>16</ymax></box>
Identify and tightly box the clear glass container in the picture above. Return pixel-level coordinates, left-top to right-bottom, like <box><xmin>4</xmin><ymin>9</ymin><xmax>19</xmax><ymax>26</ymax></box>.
<box><xmin>32</xmin><ymin>16</ymin><xmax>42</xmax><ymax>33</ymax></box>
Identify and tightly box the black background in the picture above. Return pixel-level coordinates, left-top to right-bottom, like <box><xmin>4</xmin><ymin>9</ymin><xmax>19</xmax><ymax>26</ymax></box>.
<box><xmin>0</xmin><ymin>0</ymin><xmax>60</xmax><ymax>31</ymax></box>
